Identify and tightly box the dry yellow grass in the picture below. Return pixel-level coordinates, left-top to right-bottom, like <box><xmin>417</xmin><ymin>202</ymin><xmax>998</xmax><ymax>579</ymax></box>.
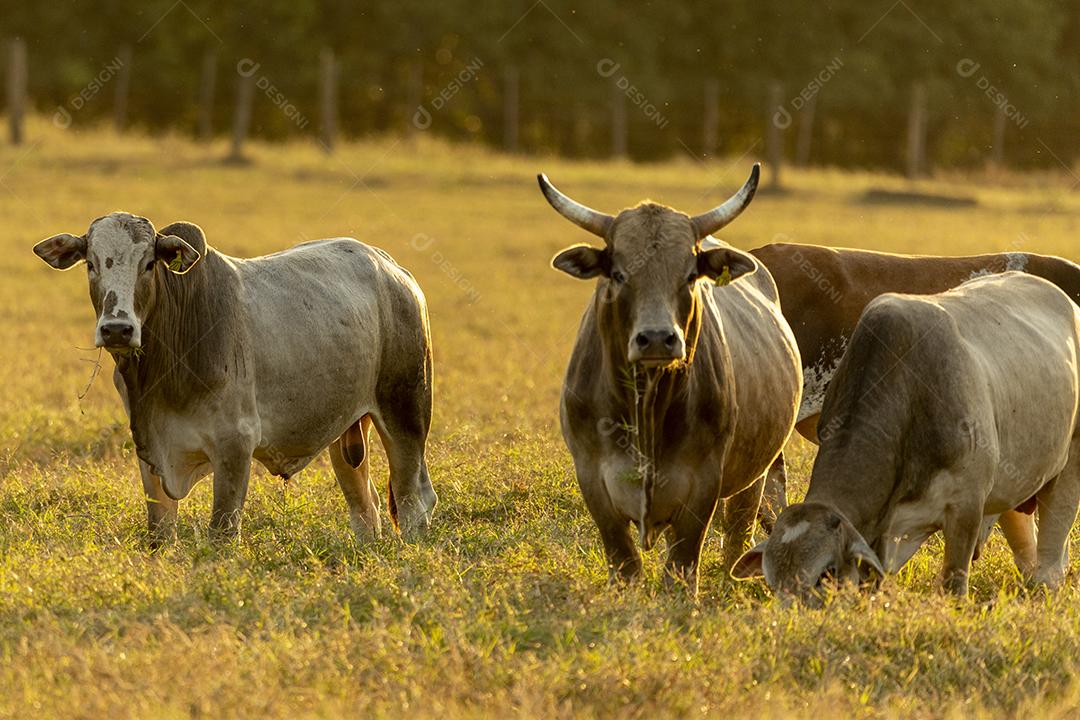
<box><xmin>2</xmin><ymin>117</ymin><xmax>1080</xmax><ymax>718</ymax></box>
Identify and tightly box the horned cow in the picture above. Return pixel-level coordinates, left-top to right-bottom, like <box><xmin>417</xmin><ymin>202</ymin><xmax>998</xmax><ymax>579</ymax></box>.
<box><xmin>540</xmin><ymin>165</ymin><xmax>802</xmax><ymax>593</ymax></box>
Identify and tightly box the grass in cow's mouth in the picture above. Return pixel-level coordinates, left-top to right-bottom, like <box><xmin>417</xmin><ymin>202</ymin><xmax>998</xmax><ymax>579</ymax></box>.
<box><xmin>107</xmin><ymin>346</ymin><xmax>143</xmax><ymax>358</ymax></box>
<box><xmin>4</xmin><ymin>118</ymin><xmax>1080</xmax><ymax>719</ymax></box>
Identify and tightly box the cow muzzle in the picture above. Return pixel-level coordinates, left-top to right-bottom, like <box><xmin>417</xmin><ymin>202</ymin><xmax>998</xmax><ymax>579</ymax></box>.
<box><xmin>628</xmin><ymin>327</ymin><xmax>685</xmax><ymax>365</ymax></box>
<box><xmin>96</xmin><ymin>319</ymin><xmax>141</xmax><ymax>351</ymax></box>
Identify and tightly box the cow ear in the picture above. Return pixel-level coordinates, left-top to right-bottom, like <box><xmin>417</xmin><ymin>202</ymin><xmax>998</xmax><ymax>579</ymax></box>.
<box><xmin>157</xmin><ymin>222</ymin><xmax>207</xmax><ymax>257</ymax></box>
<box><xmin>155</xmin><ymin>233</ymin><xmax>202</xmax><ymax>274</ymax></box>
<box><xmin>697</xmin><ymin>247</ymin><xmax>757</xmax><ymax>285</ymax></box>
<box><xmin>33</xmin><ymin>233</ymin><xmax>87</xmax><ymax>270</ymax></box>
<box><xmin>552</xmin><ymin>245</ymin><xmax>608</xmax><ymax>279</ymax></box>
<box><xmin>731</xmin><ymin>539</ymin><xmax>769</xmax><ymax>579</ymax></box>
<box><xmin>847</xmin><ymin>534</ymin><xmax>884</xmax><ymax>581</ymax></box>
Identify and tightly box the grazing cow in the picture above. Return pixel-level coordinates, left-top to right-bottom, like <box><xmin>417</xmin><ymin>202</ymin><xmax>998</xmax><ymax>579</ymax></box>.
<box><xmin>34</xmin><ymin>213</ymin><xmax>436</xmax><ymax>543</ymax></box>
<box><xmin>733</xmin><ymin>272</ymin><xmax>1080</xmax><ymax>604</ymax></box>
<box><xmin>752</xmin><ymin>243</ymin><xmax>1080</xmax><ymax>574</ymax></box>
<box><xmin>540</xmin><ymin>165</ymin><xmax>802</xmax><ymax>592</ymax></box>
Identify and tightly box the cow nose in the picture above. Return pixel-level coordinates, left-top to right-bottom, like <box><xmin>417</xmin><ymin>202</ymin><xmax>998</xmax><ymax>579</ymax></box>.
<box><xmin>634</xmin><ymin>329</ymin><xmax>678</xmax><ymax>351</ymax></box>
<box><xmin>629</xmin><ymin>328</ymin><xmax>683</xmax><ymax>363</ymax></box>
<box><xmin>99</xmin><ymin>321</ymin><xmax>136</xmax><ymax>348</ymax></box>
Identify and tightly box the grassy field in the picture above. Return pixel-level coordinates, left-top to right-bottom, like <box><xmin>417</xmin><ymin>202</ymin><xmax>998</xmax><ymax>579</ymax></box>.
<box><xmin>3</xmin><ymin>117</ymin><xmax>1080</xmax><ymax>718</ymax></box>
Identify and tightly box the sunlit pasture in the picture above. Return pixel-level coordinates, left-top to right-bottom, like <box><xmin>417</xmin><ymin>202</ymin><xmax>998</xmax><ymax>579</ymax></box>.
<box><xmin>2</xmin><ymin>118</ymin><xmax>1080</xmax><ymax>718</ymax></box>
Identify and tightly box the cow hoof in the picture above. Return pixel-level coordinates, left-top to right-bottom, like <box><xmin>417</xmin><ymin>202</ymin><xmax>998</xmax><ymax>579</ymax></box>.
<box><xmin>607</xmin><ymin>563</ymin><xmax>642</xmax><ymax>586</ymax></box>
<box><xmin>398</xmin><ymin>519</ymin><xmax>431</xmax><ymax>541</ymax></box>
<box><xmin>395</xmin><ymin>503</ymin><xmax>432</xmax><ymax>540</ymax></box>
<box><xmin>146</xmin><ymin>522</ymin><xmax>177</xmax><ymax>549</ymax></box>
<box><xmin>1030</xmin><ymin>570</ymin><xmax>1066</xmax><ymax>592</ymax></box>
<box><xmin>662</xmin><ymin>572</ymin><xmax>699</xmax><ymax>596</ymax></box>
<box><xmin>207</xmin><ymin>525</ymin><xmax>241</xmax><ymax>545</ymax></box>
<box><xmin>145</xmin><ymin>531</ymin><xmax>176</xmax><ymax>551</ymax></box>
<box><xmin>350</xmin><ymin>517</ymin><xmax>381</xmax><ymax>544</ymax></box>
<box><xmin>1014</xmin><ymin>558</ymin><xmax>1038</xmax><ymax>581</ymax></box>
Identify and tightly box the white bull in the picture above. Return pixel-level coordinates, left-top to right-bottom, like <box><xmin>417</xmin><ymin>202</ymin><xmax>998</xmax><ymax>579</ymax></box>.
<box><xmin>34</xmin><ymin>212</ymin><xmax>436</xmax><ymax>543</ymax></box>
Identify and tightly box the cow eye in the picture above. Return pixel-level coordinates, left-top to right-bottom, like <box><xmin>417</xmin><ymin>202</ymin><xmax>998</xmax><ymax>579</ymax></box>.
<box><xmin>144</xmin><ymin>260</ymin><xmax>156</xmax><ymax>272</ymax></box>
<box><xmin>85</xmin><ymin>261</ymin><xmax>95</xmax><ymax>273</ymax></box>
<box><xmin>687</xmin><ymin>272</ymin><xmax>698</xmax><ymax>284</ymax></box>
<box><xmin>611</xmin><ymin>269</ymin><xmax>627</xmax><ymax>284</ymax></box>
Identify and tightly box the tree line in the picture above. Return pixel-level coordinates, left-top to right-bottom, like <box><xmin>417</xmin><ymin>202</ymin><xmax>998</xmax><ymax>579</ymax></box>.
<box><xmin>3</xmin><ymin>0</ymin><xmax>1076</xmax><ymax>173</ymax></box>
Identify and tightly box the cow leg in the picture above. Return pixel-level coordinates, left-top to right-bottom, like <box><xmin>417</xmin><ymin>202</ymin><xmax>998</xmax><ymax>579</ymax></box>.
<box><xmin>721</xmin><ymin>474</ymin><xmax>765</xmax><ymax>572</ymax></box>
<box><xmin>998</xmin><ymin>510</ymin><xmax>1038</xmax><ymax>579</ymax></box>
<box><xmin>372</xmin><ymin>353</ymin><xmax>436</xmax><ymax>540</ymax></box>
<box><xmin>140</xmin><ymin>460</ymin><xmax>177</xmax><ymax>547</ymax></box>
<box><xmin>209</xmin><ymin>450</ymin><xmax>252</xmax><ymax>540</ymax></box>
<box><xmin>940</xmin><ymin>499</ymin><xmax>983</xmax><ymax>597</ymax></box>
<box><xmin>758</xmin><ymin>454</ymin><xmax>788</xmax><ymax>534</ymax></box>
<box><xmin>599</xmin><ymin>522</ymin><xmax>642</xmax><ymax>584</ymax></box>
<box><xmin>1032</xmin><ymin>451</ymin><xmax>1080</xmax><ymax>589</ymax></box>
<box><xmin>576</xmin><ymin>465</ymin><xmax>641</xmax><ymax>582</ymax></box>
<box><xmin>372</xmin><ymin>414</ymin><xmax>436</xmax><ymax>540</ymax></box>
<box><xmin>665</xmin><ymin>484</ymin><xmax>722</xmax><ymax>594</ymax></box>
<box><xmin>330</xmin><ymin>415</ymin><xmax>381</xmax><ymax>543</ymax></box>
<box><xmin>973</xmin><ymin>514</ymin><xmax>997</xmax><ymax>563</ymax></box>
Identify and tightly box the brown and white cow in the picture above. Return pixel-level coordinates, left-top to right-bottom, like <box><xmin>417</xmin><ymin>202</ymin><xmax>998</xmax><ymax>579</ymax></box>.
<box><xmin>733</xmin><ymin>272</ymin><xmax>1080</xmax><ymax>604</ymax></box>
<box><xmin>540</xmin><ymin>165</ymin><xmax>802</xmax><ymax>592</ymax></box>
<box><xmin>752</xmin><ymin>242</ymin><xmax>1080</xmax><ymax>574</ymax></box>
<box><xmin>34</xmin><ymin>213</ymin><xmax>436</xmax><ymax>543</ymax></box>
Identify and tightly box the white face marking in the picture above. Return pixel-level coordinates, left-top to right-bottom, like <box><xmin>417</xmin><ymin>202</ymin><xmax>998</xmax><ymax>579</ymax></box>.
<box><xmin>88</xmin><ymin>215</ymin><xmax>151</xmax><ymax>347</ymax></box>
<box><xmin>780</xmin><ymin>519</ymin><xmax>811</xmax><ymax>543</ymax></box>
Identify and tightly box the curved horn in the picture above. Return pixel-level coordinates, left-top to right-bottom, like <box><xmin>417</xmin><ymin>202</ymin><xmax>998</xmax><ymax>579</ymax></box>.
<box><xmin>537</xmin><ymin>173</ymin><xmax>614</xmax><ymax>239</ymax></box>
<box><xmin>690</xmin><ymin>163</ymin><xmax>761</xmax><ymax>239</ymax></box>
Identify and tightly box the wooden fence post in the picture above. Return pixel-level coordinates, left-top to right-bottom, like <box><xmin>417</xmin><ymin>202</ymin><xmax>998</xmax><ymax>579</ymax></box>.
<box><xmin>113</xmin><ymin>45</ymin><xmax>132</xmax><ymax>132</ymax></box>
<box><xmin>611</xmin><ymin>82</ymin><xmax>627</xmax><ymax>158</ymax></box>
<box><xmin>794</xmin><ymin>92</ymin><xmax>817</xmax><ymax>167</ymax></box>
<box><xmin>572</xmin><ymin>103</ymin><xmax>590</xmax><ymax>154</ymax></box>
<box><xmin>503</xmin><ymin>65</ymin><xmax>519</xmax><ymax>153</ymax></box>
<box><xmin>990</xmin><ymin>106</ymin><xmax>1006</xmax><ymax>168</ymax></box>
<box><xmin>197</xmin><ymin>49</ymin><xmax>217</xmax><ymax>141</ymax></box>
<box><xmin>319</xmin><ymin>47</ymin><xmax>337</xmax><ymax>153</ymax></box>
<box><xmin>7</xmin><ymin>38</ymin><xmax>27</xmax><ymax>145</ymax></box>
<box><xmin>702</xmin><ymin>78</ymin><xmax>719</xmax><ymax>158</ymax></box>
<box><xmin>906</xmin><ymin>81</ymin><xmax>927</xmax><ymax>179</ymax></box>
<box><xmin>766</xmin><ymin>82</ymin><xmax>785</xmax><ymax>189</ymax></box>
<box><xmin>406</xmin><ymin>60</ymin><xmax>423</xmax><ymax>136</ymax></box>
<box><xmin>228</xmin><ymin>73</ymin><xmax>254</xmax><ymax>162</ymax></box>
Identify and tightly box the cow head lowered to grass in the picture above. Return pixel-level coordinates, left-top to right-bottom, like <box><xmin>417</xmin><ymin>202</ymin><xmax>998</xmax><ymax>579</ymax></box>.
<box><xmin>33</xmin><ymin>213</ymin><xmax>202</xmax><ymax>352</ymax></box>
<box><xmin>539</xmin><ymin>166</ymin><xmax>802</xmax><ymax>593</ymax></box>
<box><xmin>731</xmin><ymin>502</ymin><xmax>885</xmax><ymax>607</ymax></box>
<box><xmin>733</xmin><ymin>273</ymin><xmax>1080</xmax><ymax>605</ymax></box>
